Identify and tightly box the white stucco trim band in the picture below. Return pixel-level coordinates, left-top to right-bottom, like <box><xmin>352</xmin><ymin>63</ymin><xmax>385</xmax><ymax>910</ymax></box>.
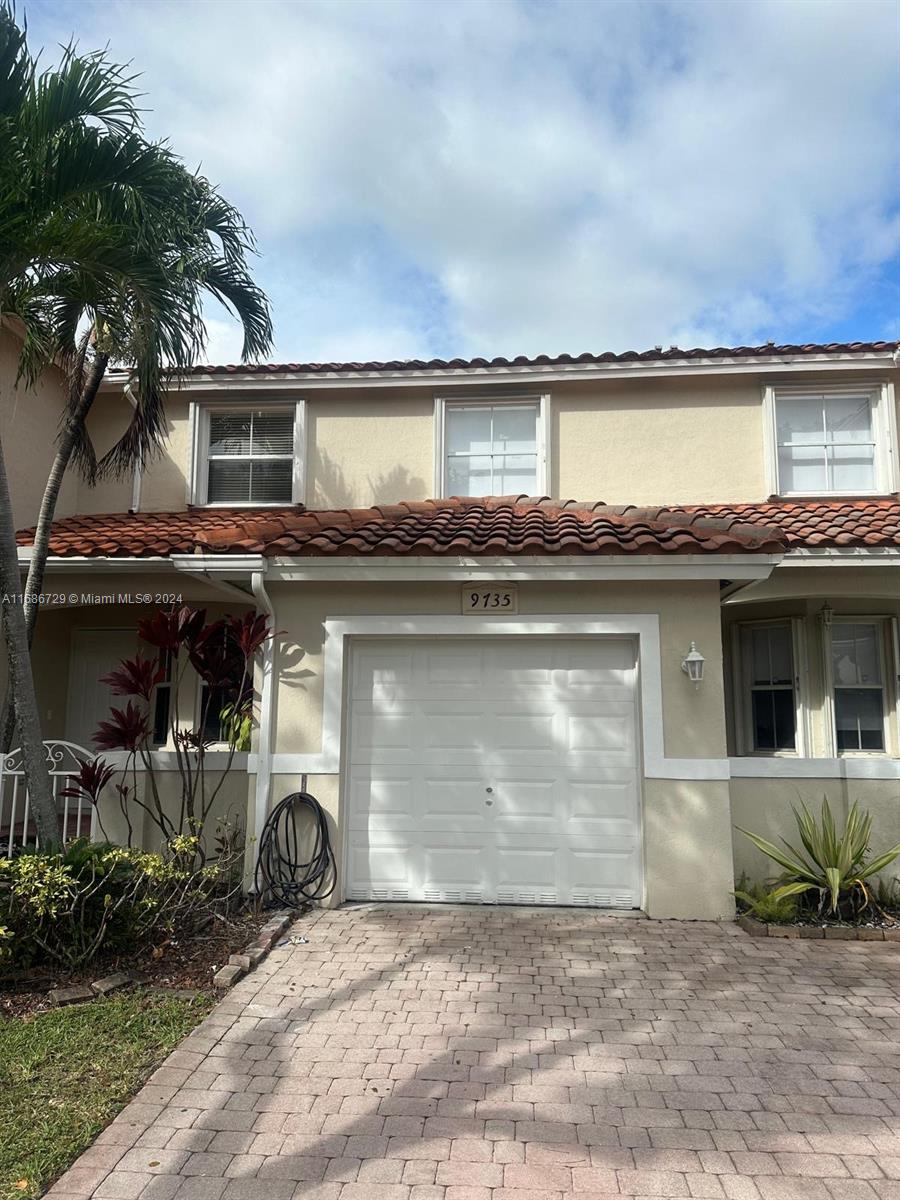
<box><xmin>730</xmin><ymin>756</ymin><xmax>900</xmax><ymax>779</ymax></box>
<box><xmin>246</xmin><ymin>614</ymin><xmax>731</xmax><ymax>784</ymax></box>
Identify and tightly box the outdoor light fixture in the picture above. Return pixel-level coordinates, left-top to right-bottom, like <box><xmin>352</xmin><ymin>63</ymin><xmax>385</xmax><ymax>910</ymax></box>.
<box><xmin>681</xmin><ymin>641</ymin><xmax>705</xmax><ymax>687</ymax></box>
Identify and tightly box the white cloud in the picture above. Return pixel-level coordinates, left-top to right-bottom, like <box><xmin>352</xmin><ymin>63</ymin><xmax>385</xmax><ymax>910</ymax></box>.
<box><xmin>30</xmin><ymin>0</ymin><xmax>900</xmax><ymax>360</ymax></box>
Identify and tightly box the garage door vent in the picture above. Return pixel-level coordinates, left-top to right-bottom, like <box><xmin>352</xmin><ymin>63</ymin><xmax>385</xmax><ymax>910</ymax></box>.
<box><xmin>496</xmin><ymin>889</ymin><xmax>559</xmax><ymax>906</ymax></box>
<box><xmin>423</xmin><ymin>889</ymin><xmax>485</xmax><ymax>903</ymax></box>
<box><xmin>571</xmin><ymin>890</ymin><xmax>635</xmax><ymax>908</ymax></box>
<box><xmin>349</xmin><ymin>887</ymin><xmax>410</xmax><ymax>901</ymax></box>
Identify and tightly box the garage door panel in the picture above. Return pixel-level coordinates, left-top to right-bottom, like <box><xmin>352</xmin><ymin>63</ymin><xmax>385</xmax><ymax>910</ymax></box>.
<box><xmin>496</xmin><ymin>846</ymin><xmax>558</xmax><ymax>890</ymax></box>
<box><xmin>346</xmin><ymin>637</ymin><xmax>642</xmax><ymax>907</ymax></box>
<box><xmin>351</xmin><ymin>648</ymin><xmax>415</xmax><ymax>698</ymax></box>
<box><xmin>566</xmin><ymin>711</ymin><xmax>635</xmax><ymax>753</ymax></box>
<box><xmin>350</xmin><ymin>705</ymin><xmax>419</xmax><ymax>752</ymax></box>
<box><xmin>348</xmin><ymin>835</ymin><xmax>416</xmax><ymax>899</ymax></box>
<box><xmin>421</xmin><ymin>776</ymin><xmax>491</xmax><ymax>827</ymax></box>
<box><xmin>423</xmin><ymin>842</ymin><xmax>489</xmax><ymax>895</ymax></box>
<box><xmin>567</xmin><ymin>845</ymin><xmax>640</xmax><ymax>894</ymax></box>
<box><xmin>348</xmin><ymin>774</ymin><xmax>415</xmax><ymax>827</ymax></box>
<box><xmin>492</xmin><ymin>779</ymin><xmax>558</xmax><ymax>826</ymax></box>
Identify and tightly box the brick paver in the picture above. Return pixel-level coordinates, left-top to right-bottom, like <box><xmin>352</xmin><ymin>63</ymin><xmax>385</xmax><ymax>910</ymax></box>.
<box><xmin>48</xmin><ymin>905</ymin><xmax>900</xmax><ymax>1199</ymax></box>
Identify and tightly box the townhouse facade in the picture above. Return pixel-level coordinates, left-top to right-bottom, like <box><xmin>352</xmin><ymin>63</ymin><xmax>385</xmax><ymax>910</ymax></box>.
<box><xmin>5</xmin><ymin>328</ymin><xmax>900</xmax><ymax>918</ymax></box>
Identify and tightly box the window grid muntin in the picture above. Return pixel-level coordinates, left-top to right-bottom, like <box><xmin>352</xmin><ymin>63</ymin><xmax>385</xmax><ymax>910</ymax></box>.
<box><xmin>444</xmin><ymin>403</ymin><xmax>539</xmax><ymax>496</ymax></box>
<box><xmin>772</xmin><ymin>387</ymin><xmax>884</xmax><ymax>496</ymax></box>
<box><xmin>831</xmin><ymin>619</ymin><xmax>888</xmax><ymax>753</ymax></box>
<box><xmin>740</xmin><ymin>621</ymin><xmax>798</xmax><ymax>753</ymax></box>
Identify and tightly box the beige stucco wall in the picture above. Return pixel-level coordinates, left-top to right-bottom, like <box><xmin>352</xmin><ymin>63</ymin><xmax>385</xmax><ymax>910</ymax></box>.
<box><xmin>0</xmin><ymin>326</ymin><xmax>76</xmax><ymax>529</ymax></box>
<box><xmin>308</xmin><ymin>393</ymin><xmax>433</xmax><ymax>507</ymax></box>
<box><xmin>731</xmin><ymin>777</ymin><xmax>900</xmax><ymax>890</ymax></box>
<box><xmin>269</xmin><ymin>579</ymin><xmax>727</xmax><ymax>758</ymax></box>
<box><xmin>94</xmin><ymin>770</ymin><xmax>250</xmax><ymax>856</ymax></box>
<box><xmin>554</xmin><ymin>375</ymin><xmax>768</xmax><ymax>504</ymax></box>
<box><xmin>78</xmin><ymin>363</ymin><xmax>900</xmax><ymax>515</ymax></box>
<box><xmin>73</xmin><ymin>391</ymin><xmax>188</xmax><ymax>515</ymax></box>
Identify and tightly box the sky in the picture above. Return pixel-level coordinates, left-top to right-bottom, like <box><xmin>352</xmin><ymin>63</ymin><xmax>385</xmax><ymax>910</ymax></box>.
<box><xmin>26</xmin><ymin>0</ymin><xmax>900</xmax><ymax>366</ymax></box>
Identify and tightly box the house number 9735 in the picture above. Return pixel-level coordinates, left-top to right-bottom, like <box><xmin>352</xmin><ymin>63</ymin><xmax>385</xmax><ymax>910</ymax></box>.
<box><xmin>462</xmin><ymin>585</ymin><xmax>518</xmax><ymax>614</ymax></box>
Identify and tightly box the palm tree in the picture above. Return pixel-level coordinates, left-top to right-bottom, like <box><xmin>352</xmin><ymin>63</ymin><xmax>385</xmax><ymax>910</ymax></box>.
<box><xmin>0</xmin><ymin>4</ymin><xmax>272</xmax><ymax>842</ymax></box>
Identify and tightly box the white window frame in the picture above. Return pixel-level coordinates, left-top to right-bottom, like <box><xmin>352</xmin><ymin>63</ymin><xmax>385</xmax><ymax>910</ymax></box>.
<box><xmin>731</xmin><ymin>617</ymin><xmax>808</xmax><ymax>757</ymax></box>
<box><xmin>822</xmin><ymin>615</ymin><xmax>895</xmax><ymax>757</ymax></box>
<box><xmin>188</xmin><ymin>399</ymin><xmax>306</xmax><ymax>506</ymax></box>
<box><xmin>762</xmin><ymin>381</ymin><xmax>897</xmax><ymax>498</ymax></box>
<box><xmin>433</xmin><ymin>393</ymin><xmax>550</xmax><ymax>498</ymax></box>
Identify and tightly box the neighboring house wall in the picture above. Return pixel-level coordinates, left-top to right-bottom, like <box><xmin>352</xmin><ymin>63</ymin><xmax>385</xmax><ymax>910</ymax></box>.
<box><xmin>0</xmin><ymin>326</ymin><xmax>76</xmax><ymax>529</ymax></box>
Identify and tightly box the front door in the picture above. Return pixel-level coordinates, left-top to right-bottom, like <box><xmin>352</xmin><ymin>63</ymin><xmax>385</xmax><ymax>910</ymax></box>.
<box><xmin>66</xmin><ymin>629</ymin><xmax>138</xmax><ymax>748</ymax></box>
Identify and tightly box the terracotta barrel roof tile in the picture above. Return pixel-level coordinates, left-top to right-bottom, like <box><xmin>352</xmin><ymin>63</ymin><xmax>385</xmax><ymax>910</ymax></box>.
<box><xmin>19</xmin><ymin>495</ymin><xmax>900</xmax><ymax>562</ymax></box>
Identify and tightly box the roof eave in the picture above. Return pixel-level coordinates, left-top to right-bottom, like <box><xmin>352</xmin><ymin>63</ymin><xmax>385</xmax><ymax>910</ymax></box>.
<box><xmin>99</xmin><ymin>349</ymin><xmax>900</xmax><ymax>394</ymax></box>
<box><xmin>26</xmin><ymin>550</ymin><xmax>781</xmax><ymax>583</ymax></box>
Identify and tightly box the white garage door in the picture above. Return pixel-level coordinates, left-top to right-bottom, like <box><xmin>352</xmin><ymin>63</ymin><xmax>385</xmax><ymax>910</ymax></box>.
<box><xmin>346</xmin><ymin>637</ymin><xmax>642</xmax><ymax>907</ymax></box>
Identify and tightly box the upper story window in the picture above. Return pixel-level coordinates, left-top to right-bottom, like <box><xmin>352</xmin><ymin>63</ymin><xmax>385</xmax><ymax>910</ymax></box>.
<box><xmin>437</xmin><ymin>396</ymin><xmax>548</xmax><ymax>497</ymax></box>
<box><xmin>192</xmin><ymin>402</ymin><xmax>304</xmax><ymax>506</ymax></box>
<box><xmin>768</xmin><ymin>385</ymin><xmax>894</xmax><ymax>496</ymax></box>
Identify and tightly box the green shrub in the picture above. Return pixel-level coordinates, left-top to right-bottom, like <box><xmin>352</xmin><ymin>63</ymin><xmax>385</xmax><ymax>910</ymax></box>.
<box><xmin>734</xmin><ymin>879</ymin><xmax>798</xmax><ymax>923</ymax></box>
<box><xmin>0</xmin><ymin>837</ymin><xmax>240</xmax><ymax>969</ymax></box>
<box><xmin>737</xmin><ymin>798</ymin><xmax>900</xmax><ymax>917</ymax></box>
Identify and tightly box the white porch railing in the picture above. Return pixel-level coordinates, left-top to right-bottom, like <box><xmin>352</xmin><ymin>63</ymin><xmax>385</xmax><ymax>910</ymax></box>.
<box><xmin>0</xmin><ymin>740</ymin><xmax>97</xmax><ymax>853</ymax></box>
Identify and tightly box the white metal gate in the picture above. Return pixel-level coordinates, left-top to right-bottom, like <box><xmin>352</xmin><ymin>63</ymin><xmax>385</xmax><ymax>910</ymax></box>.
<box><xmin>0</xmin><ymin>740</ymin><xmax>97</xmax><ymax>853</ymax></box>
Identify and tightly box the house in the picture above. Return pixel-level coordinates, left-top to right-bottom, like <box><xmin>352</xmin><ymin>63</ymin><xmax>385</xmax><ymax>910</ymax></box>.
<box><xmin>5</xmin><ymin>331</ymin><xmax>900</xmax><ymax>918</ymax></box>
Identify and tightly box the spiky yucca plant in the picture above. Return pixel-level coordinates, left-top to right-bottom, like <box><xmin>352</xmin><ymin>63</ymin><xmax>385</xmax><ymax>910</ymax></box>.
<box><xmin>738</xmin><ymin>798</ymin><xmax>900</xmax><ymax>916</ymax></box>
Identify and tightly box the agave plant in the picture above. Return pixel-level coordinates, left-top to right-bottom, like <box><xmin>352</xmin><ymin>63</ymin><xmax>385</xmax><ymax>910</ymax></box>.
<box><xmin>738</xmin><ymin>798</ymin><xmax>900</xmax><ymax>916</ymax></box>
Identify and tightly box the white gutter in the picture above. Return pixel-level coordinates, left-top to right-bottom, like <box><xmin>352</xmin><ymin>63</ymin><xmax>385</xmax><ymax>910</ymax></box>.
<box><xmin>263</xmin><ymin>553</ymin><xmax>782</xmax><ymax>582</ymax></box>
<box><xmin>24</xmin><ymin>550</ymin><xmax>780</xmax><ymax>581</ymax></box>
<box><xmin>250</xmin><ymin>568</ymin><xmax>276</xmax><ymax>892</ymax></box>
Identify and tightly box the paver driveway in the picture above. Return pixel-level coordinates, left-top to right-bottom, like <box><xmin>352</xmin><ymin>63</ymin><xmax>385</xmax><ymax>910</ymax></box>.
<box><xmin>51</xmin><ymin>904</ymin><xmax>900</xmax><ymax>1200</ymax></box>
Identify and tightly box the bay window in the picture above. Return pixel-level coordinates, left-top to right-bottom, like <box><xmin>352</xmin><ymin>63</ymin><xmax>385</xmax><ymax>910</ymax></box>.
<box><xmin>829</xmin><ymin>620</ymin><xmax>889</xmax><ymax>752</ymax></box>
<box><xmin>736</xmin><ymin>621</ymin><xmax>800</xmax><ymax>753</ymax></box>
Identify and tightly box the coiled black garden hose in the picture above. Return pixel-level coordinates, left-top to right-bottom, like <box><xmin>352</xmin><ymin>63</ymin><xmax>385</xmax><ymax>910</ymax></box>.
<box><xmin>255</xmin><ymin>789</ymin><xmax>336</xmax><ymax>908</ymax></box>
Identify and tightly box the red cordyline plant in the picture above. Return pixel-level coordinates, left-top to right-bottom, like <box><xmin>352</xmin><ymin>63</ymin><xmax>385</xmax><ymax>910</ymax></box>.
<box><xmin>63</xmin><ymin>605</ymin><xmax>273</xmax><ymax>861</ymax></box>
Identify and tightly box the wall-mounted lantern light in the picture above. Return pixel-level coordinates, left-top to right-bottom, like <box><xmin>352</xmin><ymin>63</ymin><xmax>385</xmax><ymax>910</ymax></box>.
<box><xmin>681</xmin><ymin>641</ymin><xmax>705</xmax><ymax>687</ymax></box>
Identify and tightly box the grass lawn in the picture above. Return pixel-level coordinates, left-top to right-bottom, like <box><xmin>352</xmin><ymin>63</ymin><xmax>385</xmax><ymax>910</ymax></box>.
<box><xmin>0</xmin><ymin>989</ymin><xmax>214</xmax><ymax>1200</ymax></box>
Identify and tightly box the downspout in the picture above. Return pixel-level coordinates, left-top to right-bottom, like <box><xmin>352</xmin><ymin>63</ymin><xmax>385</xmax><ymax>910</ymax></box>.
<box><xmin>125</xmin><ymin>383</ymin><xmax>143</xmax><ymax>512</ymax></box>
<box><xmin>250</xmin><ymin>568</ymin><xmax>276</xmax><ymax>893</ymax></box>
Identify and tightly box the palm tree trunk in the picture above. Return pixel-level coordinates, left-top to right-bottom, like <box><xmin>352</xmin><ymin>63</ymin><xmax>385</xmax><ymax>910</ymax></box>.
<box><xmin>0</xmin><ymin>427</ymin><xmax>57</xmax><ymax>847</ymax></box>
<box><xmin>0</xmin><ymin>352</ymin><xmax>109</xmax><ymax>752</ymax></box>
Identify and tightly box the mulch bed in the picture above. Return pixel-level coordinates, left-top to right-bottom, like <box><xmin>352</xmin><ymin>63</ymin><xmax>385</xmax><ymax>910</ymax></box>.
<box><xmin>0</xmin><ymin>906</ymin><xmax>277</xmax><ymax>1019</ymax></box>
